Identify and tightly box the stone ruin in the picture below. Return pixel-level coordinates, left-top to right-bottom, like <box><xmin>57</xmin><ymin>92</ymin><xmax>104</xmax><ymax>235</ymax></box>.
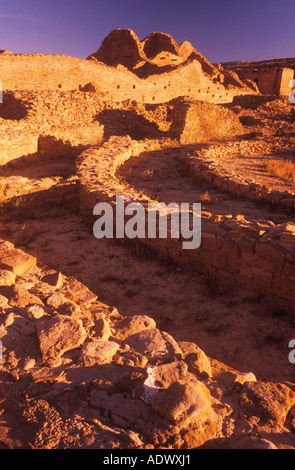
<box><xmin>0</xmin><ymin>29</ymin><xmax>295</xmax><ymax>450</ymax></box>
<box><xmin>222</xmin><ymin>60</ymin><xmax>295</xmax><ymax>97</ymax></box>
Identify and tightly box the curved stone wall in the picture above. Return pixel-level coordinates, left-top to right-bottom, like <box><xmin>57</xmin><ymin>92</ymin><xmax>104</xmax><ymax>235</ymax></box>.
<box><xmin>76</xmin><ymin>136</ymin><xmax>295</xmax><ymax>312</ymax></box>
<box><xmin>188</xmin><ymin>140</ymin><xmax>295</xmax><ymax>210</ymax></box>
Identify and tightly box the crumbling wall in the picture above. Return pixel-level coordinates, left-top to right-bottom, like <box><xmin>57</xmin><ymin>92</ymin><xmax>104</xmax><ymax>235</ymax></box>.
<box><xmin>169</xmin><ymin>99</ymin><xmax>246</xmax><ymax>144</ymax></box>
<box><xmin>278</xmin><ymin>68</ymin><xmax>295</xmax><ymax>95</ymax></box>
<box><xmin>142</xmin><ymin>32</ymin><xmax>179</xmax><ymax>59</ymax></box>
<box><xmin>225</xmin><ymin>66</ymin><xmax>294</xmax><ymax>96</ymax></box>
<box><xmin>0</xmin><ymin>91</ymin><xmax>30</xmax><ymax>119</ymax></box>
<box><xmin>76</xmin><ymin>136</ymin><xmax>295</xmax><ymax>312</ymax></box>
<box><xmin>37</xmin><ymin>124</ymin><xmax>104</xmax><ymax>158</ymax></box>
<box><xmin>88</xmin><ymin>29</ymin><xmax>146</xmax><ymax>69</ymax></box>
<box><xmin>0</xmin><ymin>54</ymin><xmax>256</xmax><ymax>105</ymax></box>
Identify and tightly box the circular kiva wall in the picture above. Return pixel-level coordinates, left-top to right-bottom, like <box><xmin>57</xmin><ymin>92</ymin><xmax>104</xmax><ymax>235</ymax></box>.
<box><xmin>76</xmin><ymin>136</ymin><xmax>295</xmax><ymax>312</ymax></box>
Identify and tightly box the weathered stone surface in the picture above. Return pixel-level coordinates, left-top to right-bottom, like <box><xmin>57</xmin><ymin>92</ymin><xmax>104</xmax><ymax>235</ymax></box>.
<box><xmin>42</xmin><ymin>271</ymin><xmax>63</xmax><ymax>288</ymax></box>
<box><xmin>112</xmin><ymin>315</ymin><xmax>156</xmax><ymax>340</ymax></box>
<box><xmin>125</xmin><ymin>328</ymin><xmax>182</xmax><ymax>364</ymax></box>
<box><xmin>22</xmin><ymin>304</ymin><xmax>48</xmax><ymax>320</ymax></box>
<box><xmin>90</xmin><ymin>390</ymin><xmax>151</xmax><ymax>431</ymax></box>
<box><xmin>37</xmin><ymin>316</ymin><xmax>87</xmax><ymax>360</ymax></box>
<box><xmin>0</xmin><ymin>294</ymin><xmax>9</xmax><ymax>310</ymax></box>
<box><xmin>239</xmin><ymin>381</ymin><xmax>295</xmax><ymax>426</ymax></box>
<box><xmin>66</xmin><ymin>277</ymin><xmax>97</xmax><ymax>304</ymax></box>
<box><xmin>218</xmin><ymin>370</ymin><xmax>256</xmax><ymax>391</ymax></box>
<box><xmin>115</xmin><ymin>351</ymin><xmax>148</xmax><ymax>368</ymax></box>
<box><xmin>179</xmin><ymin>341</ymin><xmax>212</xmax><ymax>378</ymax></box>
<box><xmin>79</xmin><ymin>340</ymin><xmax>119</xmax><ymax>365</ymax></box>
<box><xmin>0</xmin><ymin>249</ymin><xmax>36</xmax><ymax>275</ymax></box>
<box><xmin>147</xmin><ymin>361</ymin><xmax>188</xmax><ymax>390</ymax></box>
<box><xmin>58</xmin><ymin>301</ymin><xmax>82</xmax><ymax>318</ymax></box>
<box><xmin>0</xmin><ymin>311</ymin><xmax>14</xmax><ymax>329</ymax></box>
<box><xmin>0</xmin><ymin>269</ymin><xmax>16</xmax><ymax>287</ymax></box>
<box><xmin>9</xmin><ymin>285</ymin><xmax>44</xmax><ymax>308</ymax></box>
<box><xmin>45</xmin><ymin>292</ymin><xmax>69</xmax><ymax>309</ymax></box>
<box><xmin>88</xmin><ymin>29</ymin><xmax>145</xmax><ymax>69</ymax></box>
<box><xmin>151</xmin><ymin>379</ymin><xmax>212</xmax><ymax>427</ymax></box>
<box><xmin>115</xmin><ymin>369</ymin><xmax>148</xmax><ymax>395</ymax></box>
<box><xmin>92</xmin><ymin>318</ymin><xmax>111</xmax><ymax>341</ymax></box>
<box><xmin>30</xmin><ymin>367</ymin><xmax>65</xmax><ymax>383</ymax></box>
<box><xmin>182</xmin><ymin>415</ymin><xmax>223</xmax><ymax>448</ymax></box>
<box><xmin>46</xmin><ymin>293</ymin><xmax>83</xmax><ymax>318</ymax></box>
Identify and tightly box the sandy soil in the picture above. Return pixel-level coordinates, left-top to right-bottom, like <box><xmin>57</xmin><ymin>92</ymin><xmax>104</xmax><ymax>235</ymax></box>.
<box><xmin>0</xmin><ymin>145</ymin><xmax>295</xmax><ymax>384</ymax></box>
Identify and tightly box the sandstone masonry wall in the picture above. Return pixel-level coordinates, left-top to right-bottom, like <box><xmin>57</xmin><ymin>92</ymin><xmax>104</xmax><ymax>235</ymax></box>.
<box><xmin>0</xmin><ymin>54</ymin><xmax>255</xmax><ymax>105</ymax></box>
<box><xmin>224</xmin><ymin>66</ymin><xmax>294</xmax><ymax>96</ymax></box>
<box><xmin>76</xmin><ymin>136</ymin><xmax>295</xmax><ymax>312</ymax></box>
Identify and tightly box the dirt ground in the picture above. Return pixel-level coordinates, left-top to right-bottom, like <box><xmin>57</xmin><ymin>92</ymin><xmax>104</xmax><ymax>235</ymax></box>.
<box><xmin>1</xmin><ymin>139</ymin><xmax>295</xmax><ymax>384</ymax></box>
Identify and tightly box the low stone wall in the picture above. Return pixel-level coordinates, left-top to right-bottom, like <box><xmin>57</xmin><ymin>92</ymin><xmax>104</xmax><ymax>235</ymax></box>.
<box><xmin>76</xmin><ymin>136</ymin><xmax>295</xmax><ymax>311</ymax></box>
<box><xmin>38</xmin><ymin>125</ymin><xmax>104</xmax><ymax>159</ymax></box>
<box><xmin>188</xmin><ymin>141</ymin><xmax>295</xmax><ymax>210</ymax></box>
<box><xmin>232</xmin><ymin>94</ymin><xmax>284</xmax><ymax>109</ymax></box>
<box><xmin>169</xmin><ymin>98</ymin><xmax>246</xmax><ymax>144</ymax></box>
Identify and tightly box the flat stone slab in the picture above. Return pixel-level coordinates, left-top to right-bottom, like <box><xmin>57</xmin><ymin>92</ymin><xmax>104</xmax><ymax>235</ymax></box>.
<box><xmin>0</xmin><ymin>249</ymin><xmax>36</xmax><ymax>275</ymax></box>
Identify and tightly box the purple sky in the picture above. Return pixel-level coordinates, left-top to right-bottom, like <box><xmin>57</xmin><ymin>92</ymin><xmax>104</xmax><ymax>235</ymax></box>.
<box><xmin>0</xmin><ymin>0</ymin><xmax>294</xmax><ymax>63</ymax></box>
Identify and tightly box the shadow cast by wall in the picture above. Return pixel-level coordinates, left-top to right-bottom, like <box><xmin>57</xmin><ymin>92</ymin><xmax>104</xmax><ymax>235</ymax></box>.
<box><xmin>95</xmin><ymin>109</ymin><xmax>168</xmax><ymax>140</ymax></box>
<box><xmin>0</xmin><ymin>93</ymin><xmax>29</xmax><ymax>120</ymax></box>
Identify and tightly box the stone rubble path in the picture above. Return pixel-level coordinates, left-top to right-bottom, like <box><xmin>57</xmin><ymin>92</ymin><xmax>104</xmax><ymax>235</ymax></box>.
<box><xmin>1</xmin><ymin>239</ymin><xmax>295</xmax><ymax>449</ymax></box>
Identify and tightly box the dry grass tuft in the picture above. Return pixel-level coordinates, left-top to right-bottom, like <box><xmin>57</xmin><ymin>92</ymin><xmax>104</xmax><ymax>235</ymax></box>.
<box><xmin>199</xmin><ymin>191</ymin><xmax>211</xmax><ymax>203</ymax></box>
<box><xmin>142</xmin><ymin>169</ymin><xmax>155</xmax><ymax>178</ymax></box>
<box><xmin>265</xmin><ymin>159</ymin><xmax>295</xmax><ymax>180</ymax></box>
